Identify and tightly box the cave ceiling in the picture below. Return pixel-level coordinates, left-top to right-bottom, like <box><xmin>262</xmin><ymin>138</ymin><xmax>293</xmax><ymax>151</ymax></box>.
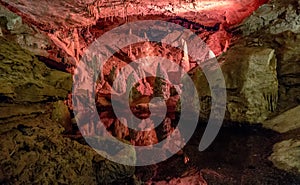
<box><xmin>0</xmin><ymin>0</ymin><xmax>269</xmax><ymax>70</ymax></box>
<box><xmin>0</xmin><ymin>0</ymin><xmax>268</xmax><ymax>30</ymax></box>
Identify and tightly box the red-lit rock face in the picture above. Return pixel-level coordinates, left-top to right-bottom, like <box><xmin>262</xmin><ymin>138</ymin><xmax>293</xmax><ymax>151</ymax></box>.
<box><xmin>1</xmin><ymin>0</ymin><xmax>268</xmax><ymax>66</ymax></box>
<box><xmin>0</xmin><ymin>0</ymin><xmax>270</xmax><ymax>143</ymax></box>
<box><xmin>1</xmin><ymin>0</ymin><xmax>268</xmax><ymax>29</ymax></box>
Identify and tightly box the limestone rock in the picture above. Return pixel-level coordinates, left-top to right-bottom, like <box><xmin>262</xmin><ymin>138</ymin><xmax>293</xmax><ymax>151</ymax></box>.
<box><xmin>240</xmin><ymin>0</ymin><xmax>300</xmax><ymax>35</ymax></box>
<box><xmin>271</xmin><ymin>31</ymin><xmax>300</xmax><ymax>110</ymax></box>
<box><xmin>0</xmin><ymin>112</ymin><xmax>136</xmax><ymax>184</ymax></box>
<box><xmin>263</xmin><ymin>105</ymin><xmax>300</xmax><ymax>133</ymax></box>
<box><xmin>51</xmin><ymin>100</ymin><xmax>72</xmax><ymax>133</ymax></box>
<box><xmin>1</xmin><ymin>0</ymin><xmax>267</xmax><ymax>31</ymax></box>
<box><xmin>190</xmin><ymin>46</ymin><xmax>278</xmax><ymax>123</ymax></box>
<box><xmin>93</xmin><ymin>154</ymin><xmax>136</xmax><ymax>185</ymax></box>
<box><xmin>227</xmin><ymin>0</ymin><xmax>300</xmax><ymax>113</ymax></box>
<box><xmin>0</xmin><ymin>103</ymin><xmax>48</xmax><ymax>124</ymax></box>
<box><xmin>0</xmin><ymin>37</ymin><xmax>72</xmax><ymax>103</ymax></box>
<box><xmin>269</xmin><ymin>139</ymin><xmax>300</xmax><ymax>174</ymax></box>
<box><xmin>0</xmin><ymin>114</ymin><xmax>97</xmax><ymax>184</ymax></box>
<box><xmin>0</xmin><ymin>0</ymin><xmax>268</xmax><ymax>72</ymax></box>
<box><xmin>148</xmin><ymin>168</ymin><xmax>208</xmax><ymax>185</ymax></box>
<box><xmin>112</xmin><ymin>118</ymin><xmax>130</xmax><ymax>140</ymax></box>
<box><xmin>0</xmin><ymin>5</ymin><xmax>51</xmax><ymax>57</ymax></box>
<box><xmin>87</xmin><ymin>137</ymin><xmax>136</xmax><ymax>184</ymax></box>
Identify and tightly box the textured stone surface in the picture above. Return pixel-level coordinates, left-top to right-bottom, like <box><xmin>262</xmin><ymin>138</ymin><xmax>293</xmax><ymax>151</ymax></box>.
<box><xmin>0</xmin><ymin>6</ymin><xmax>51</xmax><ymax>57</ymax></box>
<box><xmin>0</xmin><ymin>37</ymin><xmax>136</xmax><ymax>184</ymax></box>
<box><xmin>51</xmin><ymin>100</ymin><xmax>72</xmax><ymax>133</ymax></box>
<box><xmin>238</xmin><ymin>0</ymin><xmax>300</xmax><ymax>112</ymax></box>
<box><xmin>90</xmin><ymin>137</ymin><xmax>136</xmax><ymax>184</ymax></box>
<box><xmin>150</xmin><ymin>168</ymin><xmax>208</xmax><ymax>185</ymax></box>
<box><xmin>269</xmin><ymin>139</ymin><xmax>300</xmax><ymax>174</ymax></box>
<box><xmin>190</xmin><ymin>46</ymin><xmax>278</xmax><ymax>123</ymax></box>
<box><xmin>0</xmin><ymin>0</ymin><xmax>268</xmax><ymax>71</ymax></box>
<box><xmin>240</xmin><ymin>0</ymin><xmax>300</xmax><ymax>35</ymax></box>
<box><xmin>0</xmin><ymin>103</ymin><xmax>48</xmax><ymax>124</ymax></box>
<box><xmin>0</xmin><ymin>114</ymin><xmax>97</xmax><ymax>184</ymax></box>
<box><xmin>0</xmin><ymin>112</ymin><xmax>136</xmax><ymax>184</ymax></box>
<box><xmin>263</xmin><ymin>105</ymin><xmax>300</xmax><ymax>133</ymax></box>
<box><xmin>0</xmin><ymin>37</ymin><xmax>72</xmax><ymax>103</ymax></box>
<box><xmin>271</xmin><ymin>31</ymin><xmax>300</xmax><ymax>111</ymax></box>
<box><xmin>1</xmin><ymin>0</ymin><xmax>267</xmax><ymax>30</ymax></box>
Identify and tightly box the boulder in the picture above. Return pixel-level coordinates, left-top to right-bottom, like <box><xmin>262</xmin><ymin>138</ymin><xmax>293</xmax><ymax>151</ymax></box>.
<box><xmin>189</xmin><ymin>46</ymin><xmax>278</xmax><ymax>123</ymax></box>
<box><xmin>269</xmin><ymin>139</ymin><xmax>300</xmax><ymax>174</ymax></box>
<box><xmin>263</xmin><ymin>105</ymin><xmax>300</xmax><ymax>133</ymax></box>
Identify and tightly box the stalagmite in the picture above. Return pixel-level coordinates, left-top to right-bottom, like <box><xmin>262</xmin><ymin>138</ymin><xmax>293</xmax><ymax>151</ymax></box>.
<box><xmin>180</xmin><ymin>39</ymin><xmax>190</xmax><ymax>72</ymax></box>
<box><xmin>144</xmin><ymin>32</ymin><xmax>149</xmax><ymax>40</ymax></box>
<box><xmin>126</xmin><ymin>71</ymin><xmax>139</xmax><ymax>102</ymax></box>
<box><xmin>129</xmin><ymin>45</ymin><xmax>132</xmax><ymax>57</ymax></box>
<box><xmin>154</xmin><ymin>62</ymin><xmax>170</xmax><ymax>99</ymax></box>
<box><xmin>114</xmin><ymin>68</ymin><xmax>127</xmax><ymax>94</ymax></box>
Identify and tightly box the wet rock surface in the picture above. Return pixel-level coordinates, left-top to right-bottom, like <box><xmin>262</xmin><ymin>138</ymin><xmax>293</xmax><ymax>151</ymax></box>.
<box><xmin>240</xmin><ymin>0</ymin><xmax>300</xmax><ymax>36</ymax></box>
<box><xmin>0</xmin><ymin>0</ymin><xmax>267</xmax><ymax>70</ymax></box>
<box><xmin>0</xmin><ymin>0</ymin><xmax>267</xmax><ymax>30</ymax></box>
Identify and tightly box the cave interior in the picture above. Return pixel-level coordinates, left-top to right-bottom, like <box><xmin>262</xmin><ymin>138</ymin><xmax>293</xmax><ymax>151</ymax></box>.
<box><xmin>0</xmin><ymin>0</ymin><xmax>300</xmax><ymax>184</ymax></box>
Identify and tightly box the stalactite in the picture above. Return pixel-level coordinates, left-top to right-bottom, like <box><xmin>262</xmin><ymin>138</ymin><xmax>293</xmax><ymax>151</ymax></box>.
<box><xmin>47</xmin><ymin>31</ymin><xmax>79</xmax><ymax>64</ymax></box>
<box><xmin>73</xmin><ymin>28</ymin><xmax>80</xmax><ymax>62</ymax></box>
<box><xmin>263</xmin><ymin>91</ymin><xmax>278</xmax><ymax>112</ymax></box>
<box><xmin>156</xmin><ymin>62</ymin><xmax>169</xmax><ymax>82</ymax></box>
<box><xmin>114</xmin><ymin>68</ymin><xmax>127</xmax><ymax>94</ymax></box>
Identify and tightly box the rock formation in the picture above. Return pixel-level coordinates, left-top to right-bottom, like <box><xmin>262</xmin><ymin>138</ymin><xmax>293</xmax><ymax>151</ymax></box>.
<box><xmin>0</xmin><ymin>36</ymin><xmax>136</xmax><ymax>184</ymax></box>
<box><xmin>189</xmin><ymin>46</ymin><xmax>278</xmax><ymax>123</ymax></box>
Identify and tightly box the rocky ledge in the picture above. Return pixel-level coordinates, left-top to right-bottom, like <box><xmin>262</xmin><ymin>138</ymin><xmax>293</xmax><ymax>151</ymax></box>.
<box><xmin>0</xmin><ymin>38</ymin><xmax>136</xmax><ymax>184</ymax></box>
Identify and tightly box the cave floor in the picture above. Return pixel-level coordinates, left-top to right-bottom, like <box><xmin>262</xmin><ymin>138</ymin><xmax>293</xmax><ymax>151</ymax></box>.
<box><xmin>133</xmin><ymin>123</ymin><xmax>300</xmax><ymax>185</ymax></box>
